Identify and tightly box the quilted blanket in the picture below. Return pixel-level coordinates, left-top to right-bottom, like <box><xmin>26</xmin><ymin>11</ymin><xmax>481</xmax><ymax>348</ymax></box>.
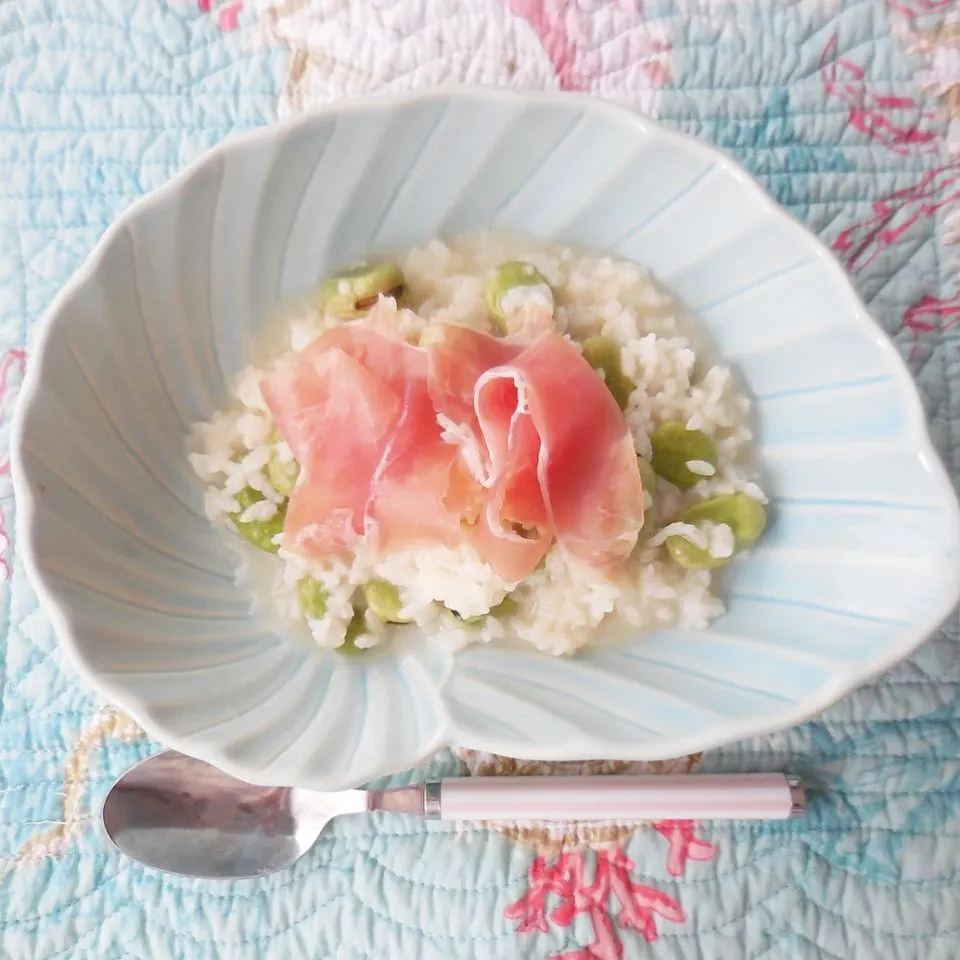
<box><xmin>1</xmin><ymin>1</ymin><xmax>959</xmax><ymax>958</ymax></box>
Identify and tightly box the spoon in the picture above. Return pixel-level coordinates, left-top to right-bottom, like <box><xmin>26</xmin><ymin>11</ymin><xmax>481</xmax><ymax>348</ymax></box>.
<box><xmin>101</xmin><ymin>750</ymin><xmax>805</xmax><ymax>880</ymax></box>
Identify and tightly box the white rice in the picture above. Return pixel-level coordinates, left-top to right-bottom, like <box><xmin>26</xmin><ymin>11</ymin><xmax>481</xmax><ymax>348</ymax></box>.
<box><xmin>686</xmin><ymin>459</ymin><xmax>716</xmax><ymax>477</ymax></box>
<box><xmin>187</xmin><ymin>233</ymin><xmax>764</xmax><ymax>656</ymax></box>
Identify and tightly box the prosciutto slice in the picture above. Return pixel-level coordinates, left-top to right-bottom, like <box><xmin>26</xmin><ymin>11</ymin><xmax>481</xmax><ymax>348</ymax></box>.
<box><xmin>473</xmin><ymin>332</ymin><xmax>645</xmax><ymax>572</ymax></box>
<box><xmin>262</xmin><ymin>320</ymin><xmax>644</xmax><ymax>578</ymax></box>
<box><xmin>261</xmin><ymin>326</ymin><xmax>468</xmax><ymax>555</ymax></box>
<box><xmin>424</xmin><ymin>323</ymin><xmax>519</xmax><ymax>476</ymax></box>
<box><xmin>426</xmin><ymin>325</ymin><xmax>644</xmax><ymax>579</ymax></box>
<box><xmin>423</xmin><ymin>325</ymin><xmax>548</xmax><ymax>579</ymax></box>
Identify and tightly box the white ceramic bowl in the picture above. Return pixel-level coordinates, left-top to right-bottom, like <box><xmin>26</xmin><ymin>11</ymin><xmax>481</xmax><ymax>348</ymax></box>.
<box><xmin>12</xmin><ymin>89</ymin><xmax>960</xmax><ymax>789</ymax></box>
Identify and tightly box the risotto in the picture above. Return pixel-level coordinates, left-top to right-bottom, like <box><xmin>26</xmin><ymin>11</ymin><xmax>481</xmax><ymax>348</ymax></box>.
<box><xmin>187</xmin><ymin>233</ymin><xmax>767</xmax><ymax>656</ymax></box>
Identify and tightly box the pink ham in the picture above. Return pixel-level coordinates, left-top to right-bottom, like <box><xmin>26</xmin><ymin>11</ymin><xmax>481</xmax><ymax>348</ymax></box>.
<box><xmin>263</xmin><ymin>326</ymin><xmax>424</xmax><ymax>472</ymax></box>
<box><xmin>261</xmin><ymin>326</ymin><xmax>469</xmax><ymax>555</ymax></box>
<box><xmin>427</xmin><ymin>324</ymin><xmax>644</xmax><ymax>580</ymax></box>
<box><xmin>425</xmin><ymin>323</ymin><xmax>520</xmax><ymax>468</ymax></box>
<box><xmin>263</xmin><ymin>320</ymin><xmax>644</xmax><ymax>579</ymax></box>
<box><xmin>264</xmin><ymin>346</ymin><xmax>400</xmax><ymax>553</ymax></box>
<box><xmin>464</xmin><ymin>511</ymin><xmax>552</xmax><ymax>583</ymax></box>
<box><xmin>363</xmin><ymin>374</ymin><xmax>476</xmax><ymax>553</ymax></box>
<box><xmin>425</xmin><ymin>324</ymin><xmax>552</xmax><ymax>579</ymax></box>
<box><xmin>473</xmin><ymin>332</ymin><xmax>645</xmax><ymax>570</ymax></box>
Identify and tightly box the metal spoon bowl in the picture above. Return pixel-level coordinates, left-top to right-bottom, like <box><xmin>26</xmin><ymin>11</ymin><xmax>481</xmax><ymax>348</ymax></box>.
<box><xmin>100</xmin><ymin>750</ymin><xmax>367</xmax><ymax>879</ymax></box>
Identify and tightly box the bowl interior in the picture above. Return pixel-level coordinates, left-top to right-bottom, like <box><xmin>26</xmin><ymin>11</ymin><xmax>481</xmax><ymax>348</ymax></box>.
<box><xmin>15</xmin><ymin>90</ymin><xmax>960</xmax><ymax>788</ymax></box>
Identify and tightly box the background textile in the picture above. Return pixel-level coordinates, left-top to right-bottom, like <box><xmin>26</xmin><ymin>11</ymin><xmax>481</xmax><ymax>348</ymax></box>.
<box><xmin>1</xmin><ymin>1</ymin><xmax>958</xmax><ymax>957</ymax></box>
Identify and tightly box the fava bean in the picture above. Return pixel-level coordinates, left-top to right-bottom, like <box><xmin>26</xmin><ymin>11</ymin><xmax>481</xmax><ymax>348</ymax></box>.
<box><xmin>492</xmin><ymin>595</ymin><xmax>519</xmax><ymax>618</ymax></box>
<box><xmin>230</xmin><ymin>486</ymin><xmax>286</xmax><ymax>553</ymax></box>
<box><xmin>339</xmin><ymin>607</ymin><xmax>368</xmax><ymax>655</ymax></box>
<box><xmin>581</xmin><ymin>336</ymin><xmax>634</xmax><ymax>410</ymax></box>
<box><xmin>665</xmin><ymin>493</ymin><xmax>767</xmax><ymax>571</ymax></box>
<box><xmin>317</xmin><ymin>263</ymin><xmax>405</xmax><ymax>318</ymax></box>
<box><xmin>484</xmin><ymin>261</ymin><xmax>553</xmax><ymax>333</ymax></box>
<box><xmin>297</xmin><ymin>576</ymin><xmax>327</xmax><ymax>621</ymax></box>
<box><xmin>636</xmin><ymin>456</ymin><xmax>657</xmax><ymax>527</ymax></box>
<box><xmin>681</xmin><ymin>492</ymin><xmax>767</xmax><ymax>546</ymax></box>
<box><xmin>362</xmin><ymin>579</ymin><xmax>411</xmax><ymax>624</ymax></box>
<box><xmin>636</xmin><ymin>457</ymin><xmax>657</xmax><ymax>495</ymax></box>
<box><xmin>649</xmin><ymin>422</ymin><xmax>718</xmax><ymax>490</ymax></box>
<box><xmin>665</xmin><ymin>532</ymin><xmax>729</xmax><ymax>571</ymax></box>
<box><xmin>451</xmin><ymin>594</ymin><xmax>520</xmax><ymax>630</ymax></box>
<box><xmin>267</xmin><ymin>449</ymin><xmax>300</xmax><ymax>497</ymax></box>
<box><xmin>455</xmin><ymin>593</ymin><xmax>520</xmax><ymax>628</ymax></box>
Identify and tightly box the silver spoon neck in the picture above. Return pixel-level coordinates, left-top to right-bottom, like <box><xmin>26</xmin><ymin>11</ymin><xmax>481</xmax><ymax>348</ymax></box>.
<box><xmin>289</xmin><ymin>783</ymin><xmax>430</xmax><ymax>826</ymax></box>
<box><xmin>366</xmin><ymin>782</ymin><xmax>428</xmax><ymax>816</ymax></box>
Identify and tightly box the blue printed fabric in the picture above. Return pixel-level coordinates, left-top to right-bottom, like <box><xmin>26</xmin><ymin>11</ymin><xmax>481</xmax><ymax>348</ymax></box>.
<box><xmin>1</xmin><ymin>1</ymin><xmax>958</xmax><ymax>957</ymax></box>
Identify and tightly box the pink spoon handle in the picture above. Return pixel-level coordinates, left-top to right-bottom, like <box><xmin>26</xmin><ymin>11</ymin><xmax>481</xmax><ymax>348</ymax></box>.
<box><xmin>429</xmin><ymin>773</ymin><xmax>803</xmax><ymax>822</ymax></box>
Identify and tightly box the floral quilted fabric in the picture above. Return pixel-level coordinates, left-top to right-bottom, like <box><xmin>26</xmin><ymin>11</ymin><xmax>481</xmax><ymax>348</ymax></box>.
<box><xmin>1</xmin><ymin>1</ymin><xmax>958</xmax><ymax>958</ymax></box>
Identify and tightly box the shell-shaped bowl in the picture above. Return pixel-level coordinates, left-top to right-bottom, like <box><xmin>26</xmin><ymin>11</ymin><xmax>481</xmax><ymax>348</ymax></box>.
<box><xmin>12</xmin><ymin>89</ymin><xmax>960</xmax><ymax>789</ymax></box>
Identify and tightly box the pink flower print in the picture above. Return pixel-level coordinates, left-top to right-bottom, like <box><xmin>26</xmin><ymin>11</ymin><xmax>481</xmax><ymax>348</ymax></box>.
<box><xmin>216</xmin><ymin>1</ymin><xmax>243</xmax><ymax>31</ymax></box>
<box><xmin>506</xmin><ymin>854</ymin><xmax>574</xmax><ymax>934</ymax></box>
<box><xmin>0</xmin><ymin>518</ymin><xmax>9</xmax><ymax>582</ymax></box>
<box><xmin>903</xmin><ymin>291</ymin><xmax>960</xmax><ymax>359</ymax></box>
<box><xmin>506</xmin><ymin>0</ymin><xmax>580</xmax><ymax>90</ymax></box>
<box><xmin>887</xmin><ymin>0</ymin><xmax>956</xmax><ymax>25</ymax></box>
<box><xmin>905</xmin><ymin>292</ymin><xmax>960</xmax><ymax>333</ymax></box>
<box><xmin>506</xmin><ymin>847</ymin><xmax>688</xmax><ymax>959</ymax></box>
<box><xmin>506</xmin><ymin>0</ymin><xmax>672</xmax><ymax>112</ymax></box>
<box><xmin>507</xmin><ymin>819</ymin><xmax>716</xmax><ymax>959</ymax></box>
<box><xmin>820</xmin><ymin>35</ymin><xmax>941</xmax><ymax>155</ymax></box>
<box><xmin>189</xmin><ymin>0</ymin><xmax>244</xmax><ymax>32</ymax></box>
<box><xmin>652</xmin><ymin>820</ymin><xmax>719</xmax><ymax>877</ymax></box>
<box><xmin>832</xmin><ymin>164</ymin><xmax>960</xmax><ymax>273</ymax></box>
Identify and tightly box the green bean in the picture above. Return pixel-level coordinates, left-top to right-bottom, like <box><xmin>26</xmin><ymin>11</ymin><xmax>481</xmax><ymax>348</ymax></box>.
<box><xmin>297</xmin><ymin>576</ymin><xmax>327</xmax><ymax>621</ymax></box>
<box><xmin>665</xmin><ymin>493</ymin><xmax>767</xmax><ymax>571</ymax></box>
<box><xmin>492</xmin><ymin>595</ymin><xmax>519</xmax><ymax>618</ymax></box>
<box><xmin>649</xmin><ymin>422</ymin><xmax>718</xmax><ymax>490</ymax></box>
<box><xmin>265</xmin><ymin>429</ymin><xmax>300</xmax><ymax>496</ymax></box>
<box><xmin>581</xmin><ymin>336</ymin><xmax>634</xmax><ymax>410</ymax></box>
<box><xmin>267</xmin><ymin>450</ymin><xmax>300</xmax><ymax>497</ymax></box>
<box><xmin>338</xmin><ymin>608</ymin><xmax>368</xmax><ymax>655</ymax></box>
<box><xmin>664</xmin><ymin>534</ymin><xmax>729</xmax><ymax>571</ymax></box>
<box><xmin>484</xmin><ymin>261</ymin><xmax>553</xmax><ymax>333</ymax></box>
<box><xmin>681</xmin><ymin>492</ymin><xmax>767</xmax><ymax>546</ymax></box>
<box><xmin>454</xmin><ymin>594</ymin><xmax>519</xmax><ymax>628</ymax></box>
<box><xmin>362</xmin><ymin>579</ymin><xmax>411</xmax><ymax>624</ymax></box>
<box><xmin>230</xmin><ymin>486</ymin><xmax>286</xmax><ymax>553</ymax></box>
<box><xmin>317</xmin><ymin>262</ymin><xmax>405</xmax><ymax>318</ymax></box>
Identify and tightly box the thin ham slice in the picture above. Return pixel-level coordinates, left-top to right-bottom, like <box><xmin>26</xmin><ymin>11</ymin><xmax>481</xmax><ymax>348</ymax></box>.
<box><xmin>263</xmin><ymin>326</ymin><xmax>424</xmax><ymax>474</ymax></box>
<box><xmin>465</xmin><ymin>512</ymin><xmax>551</xmax><ymax>583</ymax></box>
<box><xmin>262</xmin><ymin>320</ymin><xmax>644</xmax><ymax>580</ymax></box>
<box><xmin>473</xmin><ymin>332</ymin><xmax>644</xmax><ymax>572</ymax></box>
<box><xmin>427</xmin><ymin>324</ymin><xmax>644</xmax><ymax>580</ymax></box>
<box><xmin>266</xmin><ymin>346</ymin><xmax>399</xmax><ymax>553</ymax></box>
<box><xmin>364</xmin><ymin>374</ymin><xmax>474</xmax><ymax>553</ymax></box>
<box><xmin>261</xmin><ymin>326</ymin><xmax>469</xmax><ymax>555</ymax></box>
<box><xmin>425</xmin><ymin>323</ymin><xmax>520</xmax><ymax>481</ymax></box>
<box><xmin>426</xmin><ymin>324</ymin><xmax>553</xmax><ymax>579</ymax></box>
